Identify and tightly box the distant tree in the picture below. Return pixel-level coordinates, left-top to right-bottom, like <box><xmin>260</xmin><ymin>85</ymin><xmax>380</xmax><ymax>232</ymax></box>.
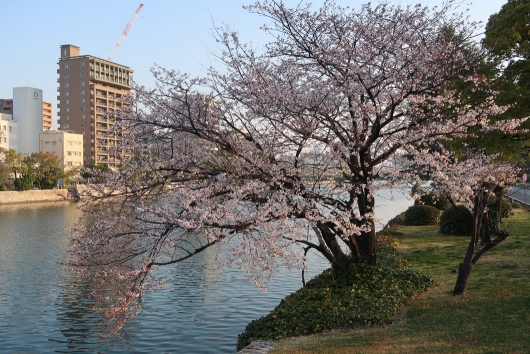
<box><xmin>80</xmin><ymin>163</ymin><xmax>108</xmax><ymax>184</ymax></box>
<box><xmin>5</xmin><ymin>149</ymin><xmax>26</xmax><ymax>179</ymax></box>
<box><xmin>14</xmin><ymin>169</ymin><xmax>35</xmax><ymax>191</ymax></box>
<box><xmin>26</xmin><ymin>152</ymin><xmax>65</xmax><ymax>190</ymax></box>
<box><xmin>0</xmin><ymin>148</ymin><xmax>11</xmax><ymax>189</ymax></box>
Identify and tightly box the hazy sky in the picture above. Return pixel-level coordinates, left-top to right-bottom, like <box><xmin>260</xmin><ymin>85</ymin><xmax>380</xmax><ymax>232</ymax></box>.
<box><xmin>0</xmin><ymin>0</ymin><xmax>508</xmax><ymax>127</ymax></box>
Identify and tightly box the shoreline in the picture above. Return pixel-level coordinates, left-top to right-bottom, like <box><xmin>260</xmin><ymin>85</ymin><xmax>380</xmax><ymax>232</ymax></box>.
<box><xmin>0</xmin><ymin>189</ymin><xmax>71</xmax><ymax>205</ymax></box>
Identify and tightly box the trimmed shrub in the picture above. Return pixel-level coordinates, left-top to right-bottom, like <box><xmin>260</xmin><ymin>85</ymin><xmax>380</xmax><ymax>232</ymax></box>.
<box><xmin>414</xmin><ymin>192</ymin><xmax>451</xmax><ymax>210</ymax></box>
<box><xmin>499</xmin><ymin>199</ymin><xmax>513</xmax><ymax>218</ymax></box>
<box><xmin>511</xmin><ymin>201</ymin><xmax>522</xmax><ymax>209</ymax></box>
<box><xmin>439</xmin><ymin>205</ymin><xmax>473</xmax><ymax>236</ymax></box>
<box><xmin>384</xmin><ymin>212</ymin><xmax>405</xmax><ymax>228</ymax></box>
<box><xmin>403</xmin><ymin>205</ymin><xmax>441</xmax><ymax>226</ymax></box>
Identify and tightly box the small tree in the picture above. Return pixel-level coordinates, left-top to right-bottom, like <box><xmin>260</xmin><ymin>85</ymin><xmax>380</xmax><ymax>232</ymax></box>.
<box><xmin>404</xmin><ymin>149</ymin><xmax>520</xmax><ymax>295</ymax></box>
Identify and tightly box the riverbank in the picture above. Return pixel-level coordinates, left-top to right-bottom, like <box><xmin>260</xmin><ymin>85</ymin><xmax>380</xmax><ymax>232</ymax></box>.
<box><xmin>0</xmin><ymin>189</ymin><xmax>70</xmax><ymax>205</ymax></box>
<box><xmin>270</xmin><ymin>208</ymin><xmax>530</xmax><ymax>353</ymax></box>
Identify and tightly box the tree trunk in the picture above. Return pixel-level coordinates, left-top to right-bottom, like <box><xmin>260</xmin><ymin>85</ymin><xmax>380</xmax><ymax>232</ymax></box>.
<box><xmin>355</xmin><ymin>187</ymin><xmax>377</xmax><ymax>265</ymax></box>
<box><xmin>316</xmin><ymin>221</ymin><xmax>350</xmax><ymax>270</ymax></box>
<box><xmin>453</xmin><ymin>245</ymin><xmax>475</xmax><ymax>295</ymax></box>
<box><xmin>453</xmin><ymin>194</ymin><xmax>482</xmax><ymax>295</ymax></box>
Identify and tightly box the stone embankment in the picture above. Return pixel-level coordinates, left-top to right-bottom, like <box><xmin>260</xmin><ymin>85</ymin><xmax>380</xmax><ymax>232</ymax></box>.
<box><xmin>0</xmin><ymin>189</ymin><xmax>70</xmax><ymax>205</ymax></box>
<box><xmin>237</xmin><ymin>341</ymin><xmax>276</xmax><ymax>354</ymax></box>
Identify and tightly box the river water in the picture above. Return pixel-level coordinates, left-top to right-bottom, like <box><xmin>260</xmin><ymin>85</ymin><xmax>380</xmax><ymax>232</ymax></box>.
<box><xmin>0</xmin><ymin>189</ymin><xmax>412</xmax><ymax>353</ymax></box>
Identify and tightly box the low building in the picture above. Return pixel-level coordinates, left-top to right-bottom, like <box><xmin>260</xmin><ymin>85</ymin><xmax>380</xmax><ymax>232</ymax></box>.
<box><xmin>0</xmin><ymin>113</ymin><xmax>18</xmax><ymax>151</ymax></box>
<box><xmin>39</xmin><ymin>130</ymin><xmax>83</xmax><ymax>170</ymax></box>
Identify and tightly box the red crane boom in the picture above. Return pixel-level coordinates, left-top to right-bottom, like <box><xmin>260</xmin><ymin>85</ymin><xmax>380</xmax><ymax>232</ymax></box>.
<box><xmin>108</xmin><ymin>3</ymin><xmax>144</xmax><ymax>61</ymax></box>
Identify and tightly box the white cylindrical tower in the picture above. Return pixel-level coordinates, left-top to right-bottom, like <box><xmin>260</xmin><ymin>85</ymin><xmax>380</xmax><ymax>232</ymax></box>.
<box><xmin>13</xmin><ymin>87</ymin><xmax>43</xmax><ymax>155</ymax></box>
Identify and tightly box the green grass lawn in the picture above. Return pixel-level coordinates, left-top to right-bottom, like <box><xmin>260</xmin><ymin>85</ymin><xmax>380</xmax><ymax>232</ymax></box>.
<box><xmin>271</xmin><ymin>209</ymin><xmax>530</xmax><ymax>353</ymax></box>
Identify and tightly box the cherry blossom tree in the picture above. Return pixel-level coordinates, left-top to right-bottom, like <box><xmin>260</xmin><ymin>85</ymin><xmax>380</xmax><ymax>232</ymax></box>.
<box><xmin>69</xmin><ymin>0</ymin><xmax>516</xmax><ymax>334</ymax></box>
<box><xmin>402</xmin><ymin>147</ymin><xmax>523</xmax><ymax>295</ymax></box>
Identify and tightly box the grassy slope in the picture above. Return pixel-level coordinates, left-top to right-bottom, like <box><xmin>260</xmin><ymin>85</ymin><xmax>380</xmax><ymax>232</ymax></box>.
<box><xmin>272</xmin><ymin>209</ymin><xmax>530</xmax><ymax>353</ymax></box>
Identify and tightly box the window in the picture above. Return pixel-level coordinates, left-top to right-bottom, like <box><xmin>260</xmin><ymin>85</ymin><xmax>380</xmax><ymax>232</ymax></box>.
<box><xmin>81</xmin><ymin>90</ymin><xmax>85</xmax><ymax>95</ymax></box>
<box><xmin>45</xmin><ymin>141</ymin><xmax>50</xmax><ymax>144</ymax></box>
<box><xmin>81</xmin><ymin>107</ymin><xmax>85</xmax><ymax>111</ymax></box>
<box><xmin>80</xmin><ymin>62</ymin><xmax>85</xmax><ymax>67</ymax></box>
<box><xmin>65</xmin><ymin>116</ymin><xmax>69</xmax><ymax>120</ymax></box>
<box><xmin>81</xmin><ymin>81</ymin><xmax>85</xmax><ymax>86</ymax></box>
<box><xmin>80</xmin><ymin>72</ymin><xmax>85</xmax><ymax>77</ymax></box>
<box><xmin>9</xmin><ymin>126</ymin><xmax>12</xmax><ymax>132</ymax></box>
<box><xmin>81</xmin><ymin>99</ymin><xmax>85</xmax><ymax>103</ymax></box>
<box><xmin>64</xmin><ymin>83</ymin><xmax>69</xmax><ymax>88</ymax></box>
<box><xmin>81</xmin><ymin>115</ymin><xmax>85</xmax><ymax>119</ymax></box>
<box><xmin>64</xmin><ymin>64</ymin><xmax>68</xmax><ymax>69</ymax></box>
<box><xmin>65</xmin><ymin>91</ymin><xmax>69</xmax><ymax>97</ymax></box>
<box><xmin>65</xmin><ymin>100</ymin><xmax>69</xmax><ymax>105</ymax></box>
<box><xmin>65</xmin><ymin>108</ymin><xmax>69</xmax><ymax>112</ymax></box>
<box><xmin>63</xmin><ymin>124</ymin><xmax>69</xmax><ymax>129</ymax></box>
<box><xmin>52</xmin><ymin>141</ymin><xmax>57</xmax><ymax>146</ymax></box>
<box><xmin>64</xmin><ymin>73</ymin><xmax>68</xmax><ymax>78</ymax></box>
<box><xmin>80</xmin><ymin>123</ymin><xmax>85</xmax><ymax>128</ymax></box>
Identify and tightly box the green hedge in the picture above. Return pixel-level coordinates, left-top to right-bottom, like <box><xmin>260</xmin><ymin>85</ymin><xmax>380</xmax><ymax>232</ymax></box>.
<box><xmin>414</xmin><ymin>192</ymin><xmax>451</xmax><ymax>210</ymax></box>
<box><xmin>403</xmin><ymin>205</ymin><xmax>441</xmax><ymax>226</ymax></box>
<box><xmin>236</xmin><ymin>238</ymin><xmax>432</xmax><ymax>351</ymax></box>
<box><xmin>439</xmin><ymin>205</ymin><xmax>473</xmax><ymax>236</ymax></box>
<box><xmin>511</xmin><ymin>201</ymin><xmax>522</xmax><ymax>209</ymax></box>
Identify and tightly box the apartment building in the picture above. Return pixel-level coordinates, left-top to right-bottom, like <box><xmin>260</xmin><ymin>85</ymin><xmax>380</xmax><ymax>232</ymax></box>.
<box><xmin>57</xmin><ymin>44</ymin><xmax>133</xmax><ymax>166</ymax></box>
<box><xmin>43</xmin><ymin>101</ymin><xmax>52</xmax><ymax>130</ymax></box>
<box><xmin>39</xmin><ymin>130</ymin><xmax>83</xmax><ymax>170</ymax></box>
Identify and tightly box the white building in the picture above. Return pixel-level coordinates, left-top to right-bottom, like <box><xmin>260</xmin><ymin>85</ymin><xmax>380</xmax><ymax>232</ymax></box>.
<box><xmin>39</xmin><ymin>130</ymin><xmax>83</xmax><ymax>170</ymax></box>
<box><xmin>0</xmin><ymin>113</ymin><xmax>18</xmax><ymax>151</ymax></box>
<box><xmin>13</xmin><ymin>87</ymin><xmax>43</xmax><ymax>155</ymax></box>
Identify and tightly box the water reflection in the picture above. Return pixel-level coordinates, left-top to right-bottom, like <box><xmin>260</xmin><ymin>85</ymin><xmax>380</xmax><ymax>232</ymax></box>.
<box><xmin>0</xmin><ymin>189</ymin><xmax>413</xmax><ymax>353</ymax></box>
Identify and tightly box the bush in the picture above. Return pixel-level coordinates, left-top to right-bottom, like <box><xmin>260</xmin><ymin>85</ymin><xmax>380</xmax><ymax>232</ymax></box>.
<box><xmin>414</xmin><ymin>192</ymin><xmax>451</xmax><ymax>210</ymax></box>
<box><xmin>511</xmin><ymin>201</ymin><xmax>522</xmax><ymax>209</ymax></box>
<box><xmin>403</xmin><ymin>205</ymin><xmax>441</xmax><ymax>226</ymax></box>
<box><xmin>0</xmin><ymin>184</ymin><xmax>8</xmax><ymax>191</ymax></box>
<box><xmin>384</xmin><ymin>212</ymin><xmax>405</xmax><ymax>229</ymax></box>
<box><xmin>236</xmin><ymin>262</ymin><xmax>432</xmax><ymax>351</ymax></box>
<box><xmin>498</xmin><ymin>199</ymin><xmax>513</xmax><ymax>218</ymax></box>
<box><xmin>439</xmin><ymin>205</ymin><xmax>473</xmax><ymax>236</ymax></box>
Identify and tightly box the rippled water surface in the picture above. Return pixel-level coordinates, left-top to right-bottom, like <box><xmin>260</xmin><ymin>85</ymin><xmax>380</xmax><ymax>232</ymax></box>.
<box><xmin>0</xmin><ymin>190</ymin><xmax>412</xmax><ymax>353</ymax></box>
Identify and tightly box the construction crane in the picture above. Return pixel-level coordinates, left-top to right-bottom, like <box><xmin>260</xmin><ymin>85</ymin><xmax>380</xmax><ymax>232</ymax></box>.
<box><xmin>107</xmin><ymin>3</ymin><xmax>144</xmax><ymax>61</ymax></box>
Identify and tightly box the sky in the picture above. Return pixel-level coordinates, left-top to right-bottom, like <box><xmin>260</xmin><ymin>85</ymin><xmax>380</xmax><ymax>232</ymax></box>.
<box><xmin>0</xmin><ymin>0</ymin><xmax>508</xmax><ymax>128</ymax></box>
